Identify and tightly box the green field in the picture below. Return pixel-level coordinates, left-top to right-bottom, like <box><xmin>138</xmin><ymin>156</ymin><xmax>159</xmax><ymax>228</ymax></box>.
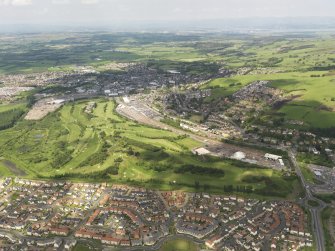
<box><xmin>203</xmin><ymin>71</ymin><xmax>335</xmax><ymax>128</ymax></box>
<box><xmin>159</xmin><ymin>238</ymin><xmax>199</xmax><ymax>251</ymax></box>
<box><xmin>299</xmin><ymin>162</ymin><xmax>316</xmax><ymax>184</ymax></box>
<box><xmin>0</xmin><ymin>99</ymin><xmax>298</xmax><ymax>198</ymax></box>
<box><xmin>0</xmin><ymin>160</ymin><xmax>12</xmax><ymax>177</ymax></box>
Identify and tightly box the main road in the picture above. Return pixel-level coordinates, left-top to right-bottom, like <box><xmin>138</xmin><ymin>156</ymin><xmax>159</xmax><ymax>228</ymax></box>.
<box><xmin>289</xmin><ymin>150</ymin><xmax>326</xmax><ymax>251</ymax></box>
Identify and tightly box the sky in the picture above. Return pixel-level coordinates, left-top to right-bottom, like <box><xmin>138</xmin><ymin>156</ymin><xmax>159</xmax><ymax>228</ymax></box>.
<box><xmin>0</xmin><ymin>0</ymin><xmax>335</xmax><ymax>25</ymax></box>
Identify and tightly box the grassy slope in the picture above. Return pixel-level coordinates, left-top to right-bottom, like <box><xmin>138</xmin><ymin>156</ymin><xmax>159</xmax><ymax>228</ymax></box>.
<box><xmin>0</xmin><ymin>102</ymin><xmax>27</xmax><ymax>112</ymax></box>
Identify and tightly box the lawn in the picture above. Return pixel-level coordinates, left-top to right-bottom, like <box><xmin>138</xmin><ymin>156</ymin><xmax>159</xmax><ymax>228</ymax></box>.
<box><xmin>0</xmin><ymin>161</ymin><xmax>13</xmax><ymax>177</ymax></box>
<box><xmin>159</xmin><ymin>238</ymin><xmax>199</xmax><ymax>251</ymax></box>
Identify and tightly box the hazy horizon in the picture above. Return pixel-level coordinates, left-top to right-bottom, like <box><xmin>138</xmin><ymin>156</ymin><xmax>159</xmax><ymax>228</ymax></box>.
<box><xmin>1</xmin><ymin>0</ymin><xmax>335</xmax><ymax>33</ymax></box>
<box><xmin>1</xmin><ymin>0</ymin><xmax>335</xmax><ymax>25</ymax></box>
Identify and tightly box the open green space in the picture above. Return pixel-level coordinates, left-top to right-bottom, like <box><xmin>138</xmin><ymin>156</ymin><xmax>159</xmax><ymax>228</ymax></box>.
<box><xmin>0</xmin><ymin>98</ymin><xmax>298</xmax><ymax>198</ymax></box>
<box><xmin>73</xmin><ymin>241</ymin><xmax>102</xmax><ymax>251</ymax></box>
<box><xmin>159</xmin><ymin>238</ymin><xmax>199</xmax><ymax>251</ymax></box>
<box><xmin>299</xmin><ymin>162</ymin><xmax>317</xmax><ymax>184</ymax></box>
<box><xmin>307</xmin><ymin>200</ymin><xmax>320</xmax><ymax>207</ymax></box>
<box><xmin>0</xmin><ymin>161</ymin><xmax>12</xmax><ymax>177</ymax></box>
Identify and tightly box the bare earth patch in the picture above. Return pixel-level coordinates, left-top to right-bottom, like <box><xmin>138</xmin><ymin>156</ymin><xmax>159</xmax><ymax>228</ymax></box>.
<box><xmin>25</xmin><ymin>98</ymin><xmax>65</xmax><ymax>120</ymax></box>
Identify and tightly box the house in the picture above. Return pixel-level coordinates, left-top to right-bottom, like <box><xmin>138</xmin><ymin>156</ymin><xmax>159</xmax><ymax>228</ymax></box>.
<box><xmin>193</xmin><ymin>147</ymin><xmax>210</xmax><ymax>155</ymax></box>
<box><xmin>206</xmin><ymin>234</ymin><xmax>225</xmax><ymax>249</ymax></box>
<box><xmin>264</xmin><ymin>153</ymin><xmax>282</xmax><ymax>161</ymax></box>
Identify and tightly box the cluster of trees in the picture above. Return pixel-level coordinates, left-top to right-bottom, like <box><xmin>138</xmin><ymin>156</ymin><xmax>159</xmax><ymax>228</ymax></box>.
<box><xmin>103</xmin><ymin>104</ymin><xmax>108</xmax><ymax>113</ymax></box>
<box><xmin>141</xmin><ymin>149</ymin><xmax>170</xmax><ymax>161</ymax></box>
<box><xmin>310</xmin><ymin>65</ymin><xmax>335</xmax><ymax>71</ymax></box>
<box><xmin>26</xmin><ymin>95</ymin><xmax>36</xmax><ymax>108</ymax></box>
<box><xmin>70</xmin><ymin>104</ymin><xmax>75</xmax><ymax>114</ymax></box>
<box><xmin>79</xmin><ymin>140</ymin><xmax>110</xmax><ymax>167</ymax></box>
<box><xmin>51</xmin><ymin>141</ymin><xmax>73</xmax><ymax>169</ymax></box>
<box><xmin>263</xmin><ymin>57</ymin><xmax>283</xmax><ymax>67</ymax></box>
<box><xmin>297</xmin><ymin>152</ymin><xmax>333</xmax><ymax>168</ymax></box>
<box><xmin>254</xmin><ymin>178</ymin><xmax>290</xmax><ymax>197</ymax></box>
<box><xmin>125</xmin><ymin>138</ymin><xmax>161</xmax><ymax>152</ymax></box>
<box><xmin>134</xmin><ymin>132</ymin><xmax>185</xmax><ymax>141</ymax></box>
<box><xmin>151</xmin><ymin>165</ymin><xmax>169</xmax><ymax>172</ymax></box>
<box><xmin>126</xmin><ymin>146</ymin><xmax>140</xmax><ymax>157</ymax></box>
<box><xmin>0</xmin><ymin>109</ymin><xmax>25</xmax><ymax>130</ymax></box>
<box><xmin>104</xmin><ymin>164</ymin><xmax>119</xmax><ymax>176</ymax></box>
<box><xmin>222</xmin><ymin>157</ymin><xmax>267</xmax><ymax>169</ymax></box>
<box><xmin>193</xmin><ymin>181</ymin><xmax>212</xmax><ymax>191</ymax></box>
<box><xmin>314</xmin><ymin>193</ymin><xmax>335</xmax><ymax>204</ymax></box>
<box><xmin>160</xmin><ymin>118</ymin><xmax>181</xmax><ymax>128</ymax></box>
<box><xmin>174</xmin><ymin>164</ymin><xmax>225</xmax><ymax>176</ymax></box>
<box><xmin>30</xmin><ymin>156</ymin><xmax>48</xmax><ymax>164</ymax></box>
<box><xmin>51</xmin><ymin>164</ymin><xmax>120</xmax><ymax>180</ymax></box>
<box><xmin>147</xmin><ymin>60</ymin><xmax>220</xmax><ymax>75</ymax></box>
<box><xmin>311</xmin><ymin>127</ymin><xmax>335</xmax><ymax>138</ymax></box>
<box><xmin>51</xmin><ymin>151</ymin><xmax>72</xmax><ymax>169</ymax></box>
<box><xmin>241</xmin><ymin>175</ymin><xmax>268</xmax><ymax>183</ymax></box>
<box><xmin>223</xmin><ymin>185</ymin><xmax>253</xmax><ymax>193</ymax></box>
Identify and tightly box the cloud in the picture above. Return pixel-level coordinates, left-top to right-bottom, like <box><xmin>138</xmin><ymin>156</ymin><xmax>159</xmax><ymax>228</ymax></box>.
<box><xmin>0</xmin><ymin>0</ymin><xmax>32</xmax><ymax>6</ymax></box>
<box><xmin>12</xmin><ymin>0</ymin><xmax>32</xmax><ymax>5</ymax></box>
<box><xmin>81</xmin><ymin>0</ymin><xmax>99</xmax><ymax>5</ymax></box>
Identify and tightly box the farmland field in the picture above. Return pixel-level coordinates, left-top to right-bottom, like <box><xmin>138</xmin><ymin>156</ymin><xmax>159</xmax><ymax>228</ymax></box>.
<box><xmin>1</xmin><ymin>33</ymin><xmax>335</xmax><ymax>74</ymax></box>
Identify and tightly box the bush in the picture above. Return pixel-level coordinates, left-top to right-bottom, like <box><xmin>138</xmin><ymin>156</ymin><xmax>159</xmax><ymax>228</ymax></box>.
<box><xmin>241</xmin><ymin>175</ymin><xmax>268</xmax><ymax>183</ymax></box>
<box><xmin>0</xmin><ymin>109</ymin><xmax>25</xmax><ymax>130</ymax></box>
<box><xmin>51</xmin><ymin>150</ymin><xmax>72</xmax><ymax>169</ymax></box>
<box><xmin>78</xmin><ymin>140</ymin><xmax>110</xmax><ymax>167</ymax></box>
